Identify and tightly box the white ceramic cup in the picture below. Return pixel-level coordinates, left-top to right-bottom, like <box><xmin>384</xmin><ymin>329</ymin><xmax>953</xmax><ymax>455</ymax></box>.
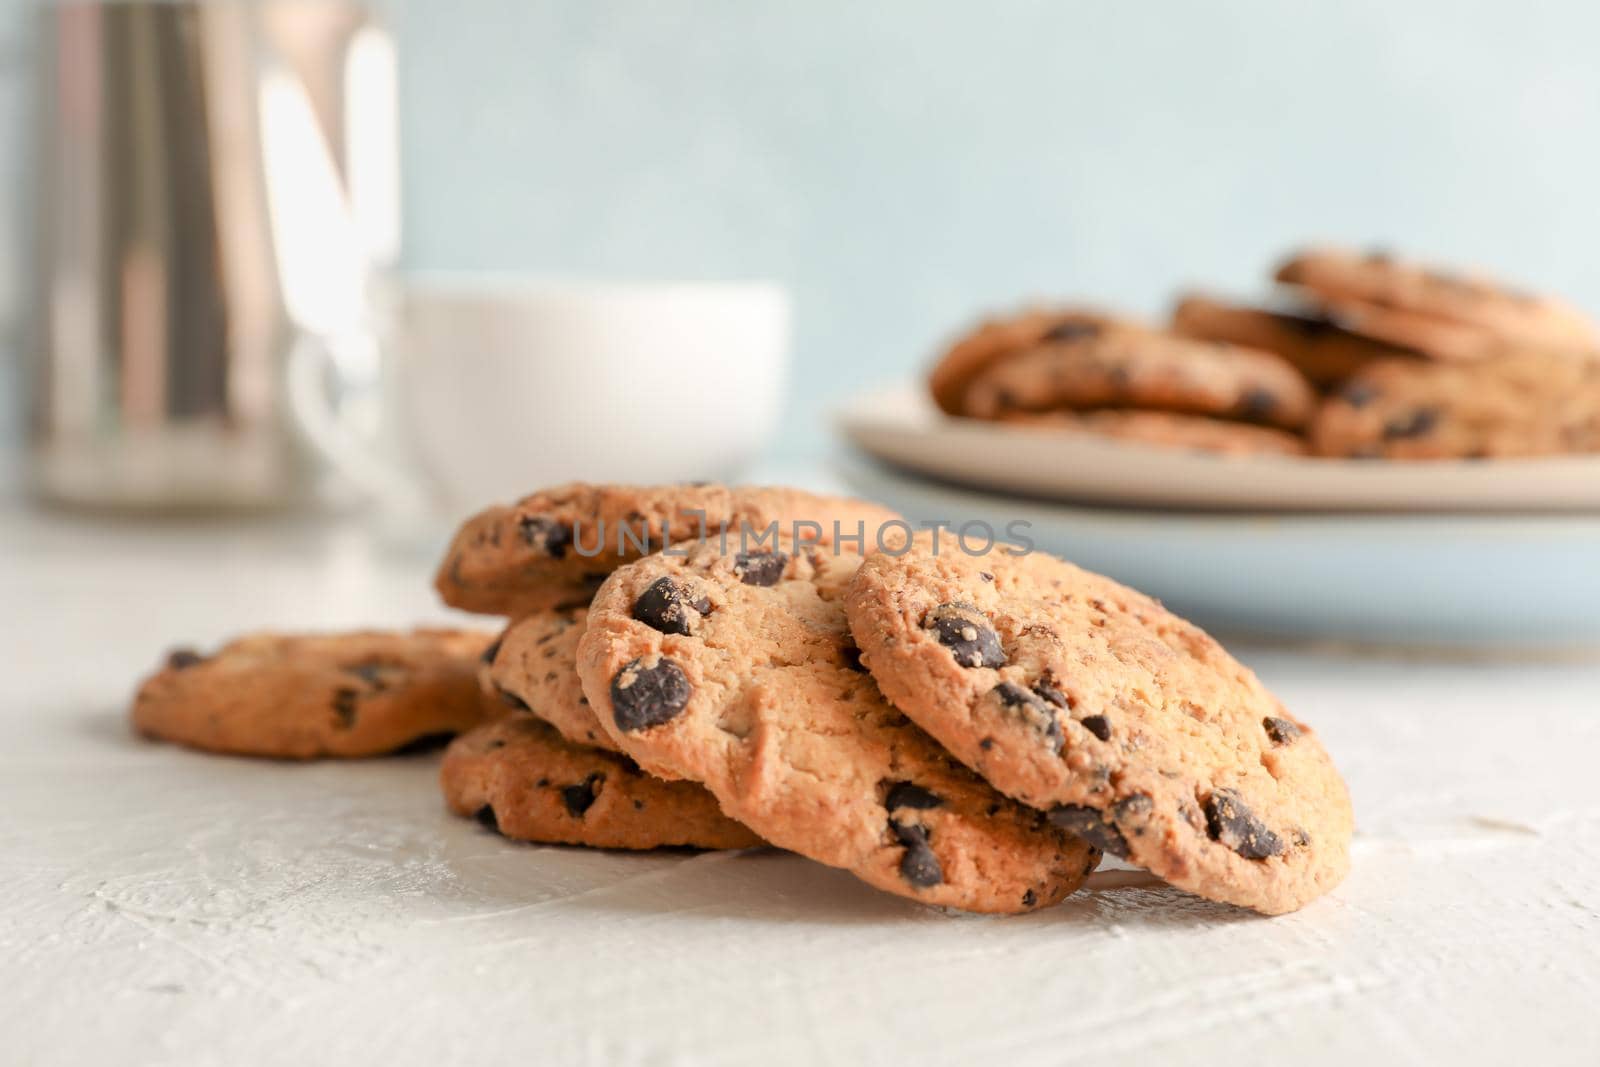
<box><xmin>291</xmin><ymin>277</ymin><xmax>791</xmax><ymax>512</ymax></box>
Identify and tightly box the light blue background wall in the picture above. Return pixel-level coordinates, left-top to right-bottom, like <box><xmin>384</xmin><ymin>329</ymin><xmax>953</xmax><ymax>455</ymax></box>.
<box><xmin>5</xmin><ymin>0</ymin><xmax>1600</xmax><ymax>455</ymax></box>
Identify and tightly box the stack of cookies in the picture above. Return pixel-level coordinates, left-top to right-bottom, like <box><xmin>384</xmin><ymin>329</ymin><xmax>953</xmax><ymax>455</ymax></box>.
<box><xmin>931</xmin><ymin>311</ymin><xmax>1318</xmax><ymax>457</ymax></box>
<box><xmin>936</xmin><ymin>246</ymin><xmax>1600</xmax><ymax>460</ymax></box>
<box><xmin>134</xmin><ymin>481</ymin><xmax>1354</xmax><ymax>916</ymax></box>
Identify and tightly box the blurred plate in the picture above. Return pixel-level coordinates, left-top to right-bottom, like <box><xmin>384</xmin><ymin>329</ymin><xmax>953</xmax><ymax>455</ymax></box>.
<box><xmin>837</xmin><ymin>456</ymin><xmax>1600</xmax><ymax>648</ymax></box>
<box><xmin>838</xmin><ymin>383</ymin><xmax>1600</xmax><ymax>512</ymax></box>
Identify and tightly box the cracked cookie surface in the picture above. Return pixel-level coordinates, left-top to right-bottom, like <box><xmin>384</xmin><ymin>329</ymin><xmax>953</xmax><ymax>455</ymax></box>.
<box><xmin>484</xmin><ymin>606</ymin><xmax>620</xmax><ymax>752</ymax></box>
<box><xmin>961</xmin><ymin>327</ymin><xmax>1316</xmax><ymax>430</ymax></box>
<box><xmin>1275</xmin><ymin>246</ymin><xmax>1600</xmax><ymax>360</ymax></box>
<box><xmin>1172</xmin><ymin>292</ymin><xmax>1417</xmax><ymax>387</ymax></box>
<box><xmin>441</xmin><ymin>716</ymin><xmax>761</xmax><ymax>850</ymax></box>
<box><xmin>928</xmin><ymin>307</ymin><xmax>1137</xmax><ymax>416</ymax></box>
<box><xmin>1310</xmin><ymin>349</ymin><xmax>1600</xmax><ymax>459</ymax></box>
<box><xmin>436</xmin><ymin>482</ymin><xmax>901</xmax><ymax>616</ymax></box>
<box><xmin>575</xmin><ymin>538</ymin><xmax>1098</xmax><ymax>914</ymax></box>
<box><xmin>845</xmin><ymin>533</ymin><xmax>1352</xmax><ymax>915</ymax></box>
<box><xmin>131</xmin><ymin>629</ymin><xmax>495</xmax><ymax>759</ymax></box>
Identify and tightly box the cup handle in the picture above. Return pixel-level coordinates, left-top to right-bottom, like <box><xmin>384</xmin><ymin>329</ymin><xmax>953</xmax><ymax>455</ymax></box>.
<box><xmin>286</xmin><ymin>329</ymin><xmax>429</xmax><ymax>513</ymax></box>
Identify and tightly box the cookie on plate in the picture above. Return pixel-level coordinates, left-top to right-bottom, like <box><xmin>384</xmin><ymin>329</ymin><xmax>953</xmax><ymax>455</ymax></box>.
<box><xmin>1172</xmin><ymin>293</ymin><xmax>1417</xmax><ymax>387</ymax></box>
<box><xmin>436</xmin><ymin>482</ymin><xmax>902</xmax><ymax>616</ymax></box>
<box><xmin>844</xmin><ymin>533</ymin><xmax>1352</xmax><ymax>915</ymax></box>
<box><xmin>1275</xmin><ymin>247</ymin><xmax>1600</xmax><ymax>360</ymax></box>
<box><xmin>1310</xmin><ymin>349</ymin><xmax>1600</xmax><ymax>459</ymax></box>
<box><xmin>132</xmin><ymin>629</ymin><xmax>495</xmax><ymax>759</ymax></box>
<box><xmin>928</xmin><ymin>307</ymin><xmax>1138</xmax><ymax>416</ymax></box>
<box><xmin>575</xmin><ymin>540</ymin><xmax>1099</xmax><ymax>914</ymax></box>
<box><xmin>483</xmin><ymin>606</ymin><xmax>620</xmax><ymax>752</ymax></box>
<box><xmin>961</xmin><ymin>329</ymin><xmax>1317</xmax><ymax>430</ymax></box>
<box><xmin>999</xmin><ymin>409</ymin><xmax>1307</xmax><ymax>457</ymax></box>
<box><xmin>442</xmin><ymin>716</ymin><xmax>761</xmax><ymax>850</ymax></box>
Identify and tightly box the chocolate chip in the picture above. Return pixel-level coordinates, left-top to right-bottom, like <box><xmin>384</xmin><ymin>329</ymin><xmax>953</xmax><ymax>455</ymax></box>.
<box><xmin>991</xmin><ymin>681</ymin><xmax>1064</xmax><ymax>753</ymax></box>
<box><xmin>165</xmin><ymin>648</ymin><xmax>204</xmax><ymax>670</ymax></box>
<box><xmin>631</xmin><ymin>576</ymin><xmax>711</xmax><ymax>635</ymax></box>
<box><xmin>1043</xmin><ymin>320</ymin><xmax>1101</xmax><ymax>343</ymax></box>
<box><xmin>1032</xmin><ymin>676</ymin><xmax>1071</xmax><ymax>709</ymax></box>
<box><xmin>1384</xmin><ymin>408</ymin><xmax>1439</xmax><ymax>440</ymax></box>
<box><xmin>496</xmin><ymin>686</ymin><xmax>530</xmax><ymax>712</ymax></box>
<box><xmin>480</xmin><ymin>637</ymin><xmax>503</xmax><ymax>665</ymax></box>
<box><xmin>1263</xmin><ymin>716</ymin><xmax>1302</xmax><ymax>744</ymax></box>
<box><xmin>1273</xmin><ymin>307</ymin><xmax>1342</xmax><ymax>336</ymax></box>
<box><xmin>1114</xmin><ymin>793</ymin><xmax>1154</xmax><ymax>821</ymax></box>
<box><xmin>979</xmin><ymin>572</ymin><xmax>994</xmax><ymax>582</ymax></box>
<box><xmin>927</xmin><ymin>602</ymin><xmax>1005</xmax><ymax>669</ymax></box>
<box><xmin>518</xmin><ymin>516</ymin><xmax>572</xmax><ymax>558</ymax></box>
<box><xmin>885</xmin><ymin>782</ymin><xmax>943</xmax><ymax>811</ymax></box>
<box><xmin>1080</xmin><ymin>715</ymin><xmax>1111</xmax><ymax>741</ymax></box>
<box><xmin>1237</xmin><ymin>387</ymin><xmax>1278</xmax><ymax>423</ymax></box>
<box><xmin>1339</xmin><ymin>381</ymin><xmax>1379</xmax><ymax>408</ymax></box>
<box><xmin>1048</xmin><ymin>804</ymin><xmax>1128</xmax><ymax>858</ymax></box>
<box><xmin>561</xmin><ymin>772</ymin><xmax>604</xmax><ymax>818</ymax></box>
<box><xmin>890</xmin><ymin>821</ymin><xmax>943</xmax><ymax>887</ymax></box>
<box><xmin>332</xmin><ymin>688</ymin><xmax>359</xmax><ymax>728</ymax></box>
<box><xmin>474</xmin><ymin>805</ymin><xmax>499</xmax><ymax>833</ymax></box>
<box><xmin>993</xmin><ymin>679</ymin><xmax>1032</xmax><ymax>706</ymax></box>
<box><xmin>732</xmin><ymin>550</ymin><xmax>789</xmax><ymax>586</ymax></box>
<box><xmin>1204</xmin><ymin>788</ymin><xmax>1284</xmax><ymax>860</ymax></box>
<box><xmin>1021</xmin><ymin>889</ymin><xmax>1037</xmax><ymax>907</ymax></box>
<box><xmin>345</xmin><ymin>661</ymin><xmax>393</xmax><ymax>688</ymax></box>
<box><xmin>611</xmin><ymin>658</ymin><xmax>692</xmax><ymax>732</ymax></box>
<box><xmin>1176</xmin><ymin>798</ymin><xmax>1201</xmax><ymax>831</ymax></box>
<box><xmin>391</xmin><ymin>732</ymin><xmax>454</xmax><ymax>755</ymax></box>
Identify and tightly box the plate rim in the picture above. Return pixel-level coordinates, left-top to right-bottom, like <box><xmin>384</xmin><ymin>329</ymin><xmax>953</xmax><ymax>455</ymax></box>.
<box><xmin>832</xmin><ymin>453</ymin><xmax>1600</xmax><ymax>536</ymax></box>
<box><xmin>837</xmin><ymin>381</ymin><xmax>1600</xmax><ymax>514</ymax></box>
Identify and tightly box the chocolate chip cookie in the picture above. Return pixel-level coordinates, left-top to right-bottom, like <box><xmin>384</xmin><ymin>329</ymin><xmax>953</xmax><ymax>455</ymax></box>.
<box><xmin>1276</xmin><ymin>247</ymin><xmax>1600</xmax><ymax>360</ymax></box>
<box><xmin>436</xmin><ymin>483</ymin><xmax>902</xmax><ymax>616</ymax></box>
<box><xmin>442</xmin><ymin>716</ymin><xmax>761</xmax><ymax>850</ymax></box>
<box><xmin>575</xmin><ymin>540</ymin><xmax>1099</xmax><ymax>914</ymax></box>
<box><xmin>483</xmin><ymin>606</ymin><xmax>620</xmax><ymax>752</ymax></box>
<box><xmin>999</xmin><ymin>409</ymin><xmax>1307</xmax><ymax>457</ymax></box>
<box><xmin>960</xmin><ymin>329</ymin><xmax>1317</xmax><ymax>430</ymax></box>
<box><xmin>1311</xmin><ymin>349</ymin><xmax>1600</xmax><ymax>459</ymax></box>
<box><xmin>1172</xmin><ymin>293</ymin><xmax>1417</xmax><ymax>387</ymax></box>
<box><xmin>132</xmin><ymin>629</ymin><xmax>495</xmax><ymax>759</ymax></box>
<box><xmin>844</xmin><ymin>533</ymin><xmax>1352</xmax><ymax>915</ymax></box>
<box><xmin>928</xmin><ymin>307</ymin><xmax>1137</xmax><ymax>416</ymax></box>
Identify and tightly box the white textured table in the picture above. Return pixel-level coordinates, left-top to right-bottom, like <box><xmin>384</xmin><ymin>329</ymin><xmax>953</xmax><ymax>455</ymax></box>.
<box><xmin>3</xmin><ymin>497</ymin><xmax>1599</xmax><ymax>1067</ymax></box>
